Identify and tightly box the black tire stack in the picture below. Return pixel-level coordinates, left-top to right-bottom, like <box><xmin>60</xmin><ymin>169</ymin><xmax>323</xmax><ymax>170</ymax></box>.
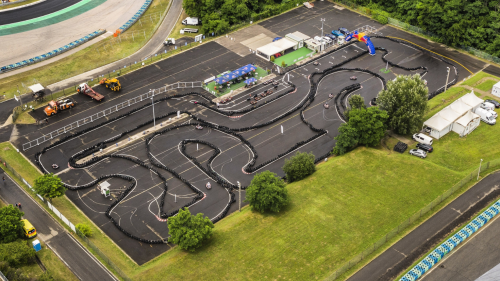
<box><xmin>393</xmin><ymin>141</ymin><xmax>408</xmax><ymax>153</ymax></box>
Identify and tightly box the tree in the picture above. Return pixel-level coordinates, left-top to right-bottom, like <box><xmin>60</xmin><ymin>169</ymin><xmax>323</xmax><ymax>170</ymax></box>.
<box><xmin>0</xmin><ymin>205</ymin><xmax>24</xmax><ymax>243</ymax></box>
<box><xmin>332</xmin><ymin>123</ymin><xmax>359</xmax><ymax>155</ymax></box>
<box><xmin>282</xmin><ymin>151</ymin><xmax>316</xmax><ymax>182</ymax></box>
<box><xmin>34</xmin><ymin>174</ymin><xmax>66</xmax><ymax>202</ymax></box>
<box><xmin>245</xmin><ymin>171</ymin><xmax>289</xmax><ymax>213</ymax></box>
<box><xmin>183</xmin><ymin>0</ymin><xmax>202</xmax><ymax>18</ymax></box>
<box><xmin>0</xmin><ymin>240</ymin><xmax>36</xmax><ymax>267</ymax></box>
<box><xmin>168</xmin><ymin>208</ymin><xmax>214</xmax><ymax>252</ymax></box>
<box><xmin>377</xmin><ymin>74</ymin><xmax>428</xmax><ymax>135</ymax></box>
<box><xmin>76</xmin><ymin>223</ymin><xmax>93</xmax><ymax>237</ymax></box>
<box><xmin>348</xmin><ymin>107</ymin><xmax>388</xmax><ymax>146</ymax></box>
<box><xmin>345</xmin><ymin>94</ymin><xmax>366</xmax><ymax>120</ymax></box>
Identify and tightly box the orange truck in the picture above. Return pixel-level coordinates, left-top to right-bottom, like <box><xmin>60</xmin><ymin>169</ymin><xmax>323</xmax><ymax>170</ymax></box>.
<box><xmin>44</xmin><ymin>99</ymin><xmax>75</xmax><ymax>116</ymax></box>
<box><xmin>77</xmin><ymin>83</ymin><xmax>104</xmax><ymax>101</ymax></box>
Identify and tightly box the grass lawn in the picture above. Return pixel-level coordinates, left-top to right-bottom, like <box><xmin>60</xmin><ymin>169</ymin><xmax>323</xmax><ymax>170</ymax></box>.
<box><xmin>476</xmin><ymin>79</ymin><xmax>498</xmax><ymax>92</ymax></box>
<box><xmin>32</xmin><ymin>239</ymin><xmax>79</xmax><ymax>281</ymax></box>
<box><xmin>0</xmin><ymin>0</ymin><xmax>41</xmax><ymax>10</ymax></box>
<box><xmin>0</xmin><ymin>0</ymin><xmax>170</xmax><ymax>99</ymax></box>
<box><xmin>461</xmin><ymin>71</ymin><xmax>499</xmax><ymax>87</ymax></box>
<box><xmin>273</xmin><ymin>47</ymin><xmax>314</xmax><ymax>67</ymax></box>
<box><xmin>170</xmin><ymin>10</ymin><xmax>203</xmax><ymax>40</ymax></box>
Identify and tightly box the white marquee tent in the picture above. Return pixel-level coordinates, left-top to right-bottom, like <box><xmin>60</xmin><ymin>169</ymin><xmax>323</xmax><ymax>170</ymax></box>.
<box><xmin>452</xmin><ymin>111</ymin><xmax>480</xmax><ymax>137</ymax></box>
<box><xmin>460</xmin><ymin>91</ymin><xmax>483</xmax><ymax>111</ymax></box>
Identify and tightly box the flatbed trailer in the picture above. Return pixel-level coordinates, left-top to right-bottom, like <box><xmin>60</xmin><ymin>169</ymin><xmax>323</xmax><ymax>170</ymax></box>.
<box><xmin>77</xmin><ymin>83</ymin><xmax>104</xmax><ymax>101</ymax></box>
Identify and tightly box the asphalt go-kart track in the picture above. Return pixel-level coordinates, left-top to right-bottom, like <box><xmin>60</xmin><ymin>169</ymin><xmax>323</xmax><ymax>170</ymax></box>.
<box><xmin>12</xmin><ymin>2</ymin><xmax>479</xmax><ymax>265</ymax></box>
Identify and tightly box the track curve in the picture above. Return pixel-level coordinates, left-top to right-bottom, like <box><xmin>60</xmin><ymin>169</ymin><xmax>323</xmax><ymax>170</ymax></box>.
<box><xmin>0</xmin><ymin>0</ymin><xmax>81</xmax><ymax>25</ymax></box>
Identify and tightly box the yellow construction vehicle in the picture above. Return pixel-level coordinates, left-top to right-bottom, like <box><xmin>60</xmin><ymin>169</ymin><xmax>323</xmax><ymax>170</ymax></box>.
<box><xmin>99</xmin><ymin>78</ymin><xmax>121</xmax><ymax>92</ymax></box>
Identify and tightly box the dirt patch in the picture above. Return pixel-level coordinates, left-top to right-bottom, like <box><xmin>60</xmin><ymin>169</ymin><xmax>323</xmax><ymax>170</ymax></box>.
<box><xmin>380</xmin><ymin>185</ymin><xmax>500</xmax><ymax>281</ymax></box>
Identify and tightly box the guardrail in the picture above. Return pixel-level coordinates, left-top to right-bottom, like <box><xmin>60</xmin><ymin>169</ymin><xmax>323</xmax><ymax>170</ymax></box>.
<box><xmin>0</xmin><ymin>29</ymin><xmax>106</xmax><ymax>74</ymax></box>
<box><xmin>22</xmin><ymin>81</ymin><xmax>203</xmax><ymax>151</ymax></box>
<box><xmin>115</xmin><ymin>0</ymin><xmax>153</xmax><ymax>35</ymax></box>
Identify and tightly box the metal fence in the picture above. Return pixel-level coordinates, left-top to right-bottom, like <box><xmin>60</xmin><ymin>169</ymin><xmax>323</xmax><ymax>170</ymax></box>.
<box><xmin>325</xmin><ymin>157</ymin><xmax>500</xmax><ymax>280</ymax></box>
<box><xmin>22</xmin><ymin>81</ymin><xmax>203</xmax><ymax>151</ymax></box>
<box><xmin>461</xmin><ymin>46</ymin><xmax>500</xmax><ymax>64</ymax></box>
<box><xmin>0</xmin><ymin>159</ymin><xmax>130</xmax><ymax>281</ymax></box>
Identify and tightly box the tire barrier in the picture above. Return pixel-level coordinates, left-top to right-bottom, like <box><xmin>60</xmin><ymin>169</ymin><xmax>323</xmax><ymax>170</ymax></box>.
<box><xmin>0</xmin><ymin>29</ymin><xmax>106</xmax><ymax>74</ymax></box>
<box><xmin>400</xmin><ymin>200</ymin><xmax>500</xmax><ymax>281</ymax></box>
<box><xmin>32</xmin><ymin>37</ymin><xmax>458</xmax><ymax>244</ymax></box>
<box><xmin>393</xmin><ymin>141</ymin><xmax>408</xmax><ymax>153</ymax></box>
<box><xmin>115</xmin><ymin>0</ymin><xmax>153</xmax><ymax>35</ymax></box>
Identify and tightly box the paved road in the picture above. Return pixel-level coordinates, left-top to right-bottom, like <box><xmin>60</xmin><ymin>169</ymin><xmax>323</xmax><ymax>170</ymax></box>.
<box><xmin>347</xmin><ymin>171</ymin><xmax>500</xmax><ymax>281</ymax></box>
<box><xmin>0</xmin><ymin>169</ymin><xmax>118</xmax><ymax>281</ymax></box>
<box><xmin>421</xmin><ymin>211</ymin><xmax>500</xmax><ymax>281</ymax></box>
<box><xmin>0</xmin><ymin>0</ymin><xmax>80</xmax><ymax>25</ymax></box>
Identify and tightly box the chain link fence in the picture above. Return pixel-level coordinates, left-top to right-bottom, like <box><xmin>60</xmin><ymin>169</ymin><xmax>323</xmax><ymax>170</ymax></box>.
<box><xmin>0</xmin><ymin>159</ymin><xmax>130</xmax><ymax>281</ymax></box>
<box><xmin>325</xmin><ymin>158</ymin><xmax>500</xmax><ymax>280</ymax></box>
<box><xmin>461</xmin><ymin>46</ymin><xmax>500</xmax><ymax>64</ymax></box>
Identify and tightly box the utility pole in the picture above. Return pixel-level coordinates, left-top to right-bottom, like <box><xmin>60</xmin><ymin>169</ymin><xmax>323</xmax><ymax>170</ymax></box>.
<box><xmin>151</xmin><ymin>90</ymin><xmax>155</xmax><ymax>129</ymax></box>
<box><xmin>444</xmin><ymin>67</ymin><xmax>450</xmax><ymax>92</ymax></box>
<box><xmin>16</xmin><ymin>85</ymin><xmax>23</xmax><ymax>107</ymax></box>
<box><xmin>237</xmin><ymin>181</ymin><xmax>241</xmax><ymax>212</ymax></box>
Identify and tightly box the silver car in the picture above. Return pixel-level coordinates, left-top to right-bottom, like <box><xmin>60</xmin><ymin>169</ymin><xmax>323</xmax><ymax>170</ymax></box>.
<box><xmin>409</xmin><ymin>149</ymin><xmax>427</xmax><ymax>159</ymax></box>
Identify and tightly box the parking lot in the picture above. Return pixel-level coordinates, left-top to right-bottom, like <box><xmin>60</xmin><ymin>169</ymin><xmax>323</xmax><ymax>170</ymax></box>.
<box><xmin>11</xmin><ymin>1</ymin><xmax>486</xmax><ymax>264</ymax></box>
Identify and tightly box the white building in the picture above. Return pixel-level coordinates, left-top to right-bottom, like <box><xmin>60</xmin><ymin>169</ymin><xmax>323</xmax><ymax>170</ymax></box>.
<box><xmin>285</xmin><ymin>32</ymin><xmax>310</xmax><ymax>50</ymax></box>
<box><xmin>256</xmin><ymin>38</ymin><xmax>297</xmax><ymax>61</ymax></box>
<box><xmin>423</xmin><ymin>91</ymin><xmax>483</xmax><ymax>139</ymax></box>
<box><xmin>492</xmin><ymin>81</ymin><xmax>500</xmax><ymax>98</ymax></box>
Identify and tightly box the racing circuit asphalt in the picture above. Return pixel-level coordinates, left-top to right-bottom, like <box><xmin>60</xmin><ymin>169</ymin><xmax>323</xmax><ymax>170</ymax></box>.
<box><xmin>0</xmin><ymin>0</ymin><xmax>81</xmax><ymax>25</ymax></box>
<box><xmin>10</xmin><ymin>1</ymin><xmax>486</xmax><ymax>265</ymax></box>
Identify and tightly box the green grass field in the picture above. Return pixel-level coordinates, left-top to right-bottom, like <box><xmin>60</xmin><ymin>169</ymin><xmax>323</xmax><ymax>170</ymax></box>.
<box><xmin>461</xmin><ymin>71</ymin><xmax>500</xmax><ymax>87</ymax></box>
<box><xmin>476</xmin><ymin>79</ymin><xmax>498</xmax><ymax>92</ymax></box>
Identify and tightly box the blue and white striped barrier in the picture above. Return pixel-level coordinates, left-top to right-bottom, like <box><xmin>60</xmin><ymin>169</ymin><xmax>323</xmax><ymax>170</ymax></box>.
<box><xmin>116</xmin><ymin>0</ymin><xmax>153</xmax><ymax>34</ymax></box>
<box><xmin>0</xmin><ymin>29</ymin><xmax>106</xmax><ymax>74</ymax></box>
<box><xmin>399</xmin><ymin>200</ymin><xmax>500</xmax><ymax>281</ymax></box>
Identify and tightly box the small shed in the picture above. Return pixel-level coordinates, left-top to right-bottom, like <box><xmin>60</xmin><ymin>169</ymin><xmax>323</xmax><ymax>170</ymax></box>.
<box><xmin>492</xmin><ymin>81</ymin><xmax>500</xmax><ymax>98</ymax></box>
<box><xmin>285</xmin><ymin>32</ymin><xmax>310</xmax><ymax>50</ymax></box>
<box><xmin>452</xmin><ymin>111</ymin><xmax>480</xmax><ymax>137</ymax></box>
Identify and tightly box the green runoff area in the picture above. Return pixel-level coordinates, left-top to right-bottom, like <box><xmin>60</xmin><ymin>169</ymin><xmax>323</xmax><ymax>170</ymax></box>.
<box><xmin>205</xmin><ymin>66</ymin><xmax>268</xmax><ymax>97</ymax></box>
<box><xmin>0</xmin><ymin>0</ymin><xmax>170</xmax><ymax>100</ymax></box>
<box><xmin>1</xmin><ymin>73</ymin><xmax>500</xmax><ymax>280</ymax></box>
<box><xmin>273</xmin><ymin>47</ymin><xmax>314</xmax><ymax>67</ymax></box>
<box><xmin>0</xmin><ymin>0</ymin><xmax>106</xmax><ymax>36</ymax></box>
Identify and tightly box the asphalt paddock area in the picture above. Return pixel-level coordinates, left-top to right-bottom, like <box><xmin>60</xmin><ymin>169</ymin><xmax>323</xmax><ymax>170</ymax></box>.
<box><xmin>13</xmin><ymin>1</ymin><xmax>486</xmax><ymax>264</ymax></box>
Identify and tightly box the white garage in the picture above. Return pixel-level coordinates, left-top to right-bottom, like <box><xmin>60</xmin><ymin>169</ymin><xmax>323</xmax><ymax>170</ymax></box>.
<box><xmin>452</xmin><ymin>111</ymin><xmax>481</xmax><ymax>137</ymax></box>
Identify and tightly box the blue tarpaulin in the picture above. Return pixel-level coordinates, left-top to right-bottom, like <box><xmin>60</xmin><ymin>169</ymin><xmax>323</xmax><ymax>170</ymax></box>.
<box><xmin>244</xmin><ymin>78</ymin><xmax>257</xmax><ymax>85</ymax></box>
<box><xmin>216</xmin><ymin>64</ymin><xmax>257</xmax><ymax>84</ymax></box>
<box><xmin>214</xmin><ymin>76</ymin><xmax>228</xmax><ymax>84</ymax></box>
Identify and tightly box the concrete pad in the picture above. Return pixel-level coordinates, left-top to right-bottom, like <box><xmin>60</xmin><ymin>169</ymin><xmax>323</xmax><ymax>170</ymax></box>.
<box><xmin>216</xmin><ymin>24</ymin><xmax>279</xmax><ymax>57</ymax></box>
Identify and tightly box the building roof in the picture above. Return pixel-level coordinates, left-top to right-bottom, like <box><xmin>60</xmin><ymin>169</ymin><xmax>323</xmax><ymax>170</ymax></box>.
<box><xmin>287</xmin><ymin>31</ymin><xmax>310</xmax><ymax>42</ymax></box>
<box><xmin>305</xmin><ymin>38</ymin><xmax>321</xmax><ymax>47</ymax></box>
<box><xmin>256</xmin><ymin>38</ymin><xmax>297</xmax><ymax>56</ymax></box>
<box><xmin>450</xmin><ymin>99</ymin><xmax>472</xmax><ymax>116</ymax></box>
<box><xmin>424</xmin><ymin>114</ymin><xmax>452</xmax><ymax>131</ymax></box>
<box><xmin>459</xmin><ymin>91</ymin><xmax>483</xmax><ymax>108</ymax></box>
<box><xmin>439</xmin><ymin>106</ymin><xmax>462</xmax><ymax>122</ymax></box>
<box><xmin>455</xmin><ymin>111</ymin><xmax>480</xmax><ymax>127</ymax></box>
<box><xmin>28</xmin><ymin>83</ymin><xmax>44</xmax><ymax>93</ymax></box>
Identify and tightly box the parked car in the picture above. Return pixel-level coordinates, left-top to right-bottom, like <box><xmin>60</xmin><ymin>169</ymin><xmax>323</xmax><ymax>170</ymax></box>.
<box><xmin>485</xmin><ymin>99</ymin><xmax>500</xmax><ymax>108</ymax></box>
<box><xmin>481</xmin><ymin>102</ymin><xmax>496</xmax><ymax>111</ymax></box>
<box><xmin>412</xmin><ymin>133</ymin><xmax>433</xmax><ymax>145</ymax></box>
<box><xmin>409</xmin><ymin>149</ymin><xmax>427</xmax><ymax>159</ymax></box>
<box><xmin>331</xmin><ymin>30</ymin><xmax>343</xmax><ymax>37</ymax></box>
<box><xmin>273</xmin><ymin>37</ymin><xmax>282</xmax><ymax>42</ymax></box>
<box><xmin>322</xmin><ymin>36</ymin><xmax>333</xmax><ymax>44</ymax></box>
<box><xmin>325</xmin><ymin>34</ymin><xmax>336</xmax><ymax>40</ymax></box>
<box><xmin>339</xmin><ymin>27</ymin><xmax>350</xmax><ymax>35</ymax></box>
<box><xmin>416</xmin><ymin>143</ymin><xmax>433</xmax><ymax>152</ymax></box>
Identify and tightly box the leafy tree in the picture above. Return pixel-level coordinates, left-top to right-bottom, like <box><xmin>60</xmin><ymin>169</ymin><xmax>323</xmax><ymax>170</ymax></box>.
<box><xmin>76</xmin><ymin>223</ymin><xmax>93</xmax><ymax>237</ymax></box>
<box><xmin>282</xmin><ymin>151</ymin><xmax>316</xmax><ymax>182</ymax></box>
<box><xmin>348</xmin><ymin>107</ymin><xmax>388</xmax><ymax>146</ymax></box>
<box><xmin>34</xmin><ymin>173</ymin><xmax>66</xmax><ymax>202</ymax></box>
<box><xmin>182</xmin><ymin>0</ymin><xmax>202</xmax><ymax>18</ymax></box>
<box><xmin>345</xmin><ymin>94</ymin><xmax>366</xmax><ymax>120</ymax></box>
<box><xmin>245</xmin><ymin>171</ymin><xmax>289</xmax><ymax>213</ymax></box>
<box><xmin>332</xmin><ymin>123</ymin><xmax>359</xmax><ymax>155</ymax></box>
<box><xmin>377</xmin><ymin>74</ymin><xmax>428</xmax><ymax>135</ymax></box>
<box><xmin>0</xmin><ymin>240</ymin><xmax>36</xmax><ymax>267</ymax></box>
<box><xmin>168</xmin><ymin>208</ymin><xmax>214</xmax><ymax>252</ymax></box>
<box><xmin>0</xmin><ymin>205</ymin><xmax>24</xmax><ymax>243</ymax></box>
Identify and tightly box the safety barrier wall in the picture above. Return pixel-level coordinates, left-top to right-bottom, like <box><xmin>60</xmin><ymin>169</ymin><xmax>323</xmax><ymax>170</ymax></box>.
<box><xmin>0</xmin><ymin>159</ymin><xmax>131</xmax><ymax>281</ymax></box>
<box><xmin>22</xmin><ymin>81</ymin><xmax>202</xmax><ymax>151</ymax></box>
<box><xmin>400</xmin><ymin>199</ymin><xmax>500</xmax><ymax>281</ymax></box>
<box><xmin>0</xmin><ymin>29</ymin><xmax>106</xmax><ymax>74</ymax></box>
<box><xmin>116</xmin><ymin>0</ymin><xmax>152</xmax><ymax>35</ymax></box>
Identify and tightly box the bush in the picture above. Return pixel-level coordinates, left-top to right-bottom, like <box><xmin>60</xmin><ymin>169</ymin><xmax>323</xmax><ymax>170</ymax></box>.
<box><xmin>281</xmin><ymin>60</ymin><xmax>286</xmax><ymax>67</ymax></box>
<box><xmin>270</xmin><ymin>56</ymin><xmax>275</xmax><ymax>62</ymax></box>
<box><xmin>76</xmin><ymin>223</ymin><xmax>93</xmax><ymax>237</ymax></box>
<box><xmin>168</xmin><ymin>208</ymin><xmax>214</xmax><ymax>252</ymax></box>
<box><xmin>282</xmin><ymin>151</ymin><xmax>316</xmax><ymax>182</ymax></box>
<box><xmin>372</xmin><ymin>9</ymin><xmax>389</xmax><ymax>24</ymax></box>
<box><xmin>0</xmin><ymin>205</ymin><xmax>24</xmax><ymax>243</ymax></box>
<box><xmin>0</xmin><ymin>240</ymin><xmax>36</xmax><ymax>267</ymax></box>
<box><xmin>245</xmin><ymin>171</ymin><xmax>289</xmax><ymax>213</ymax></box>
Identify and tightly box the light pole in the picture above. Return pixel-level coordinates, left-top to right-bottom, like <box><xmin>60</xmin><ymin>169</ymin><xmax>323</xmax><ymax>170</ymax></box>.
<box><xmin>320</xmin><ymin>18</ymin><xmax>325</xmax><ymax>51</ymax></box>
<box><xmin>16</xmin><ymin>85</ymin><xmax>23</xmax><ymax>107</ymax></box>
<box><xmin>150</xmin><ymin>89</ymin><xmax>156</xmax><ymax>129</ymax></box>
<box><xmin>477</xmin><ymin>159</ymin><xmax>483</xmax><ymax>180</ymax></box>
<box><xmin>237</xmin><ymin>181</ymin><xmax>241</xmax><ymax>212</ymax></box>
<box><xmin>444</xmin><ymin>67</ymin><xmax>450</xmax><ymax>92</ymax></box>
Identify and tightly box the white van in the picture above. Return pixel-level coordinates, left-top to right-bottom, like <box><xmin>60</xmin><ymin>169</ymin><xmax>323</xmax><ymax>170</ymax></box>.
<box><xmin>481</xmin><ymin>102</ymin><xmax>495</xmax><ymax>111</ymax></box>
<box><xmin>412</xmin><ymin>133</ymin><xmax>433</xmax><ymax>145</ymax></box>
<box><xmin>182</xmin><ymin>17</ymin><xmax>200</xmax><ymax>26</ymax></box>
<box><xmin>476</xmin><ymin>108</ymin><xmax>496</xmax><ymax>125</ymax></box>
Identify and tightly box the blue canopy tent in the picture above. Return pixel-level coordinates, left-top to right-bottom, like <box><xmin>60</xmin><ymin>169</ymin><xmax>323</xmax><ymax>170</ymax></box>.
<box><xmin>244</xmin><ymin>78</ymin><xmax>257</xmax><ymax>85</ymax></box>
<box><xmin>214</xmin><ymin>76</ymin><xmax>229</xmax><ymax>84</ymax></box>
